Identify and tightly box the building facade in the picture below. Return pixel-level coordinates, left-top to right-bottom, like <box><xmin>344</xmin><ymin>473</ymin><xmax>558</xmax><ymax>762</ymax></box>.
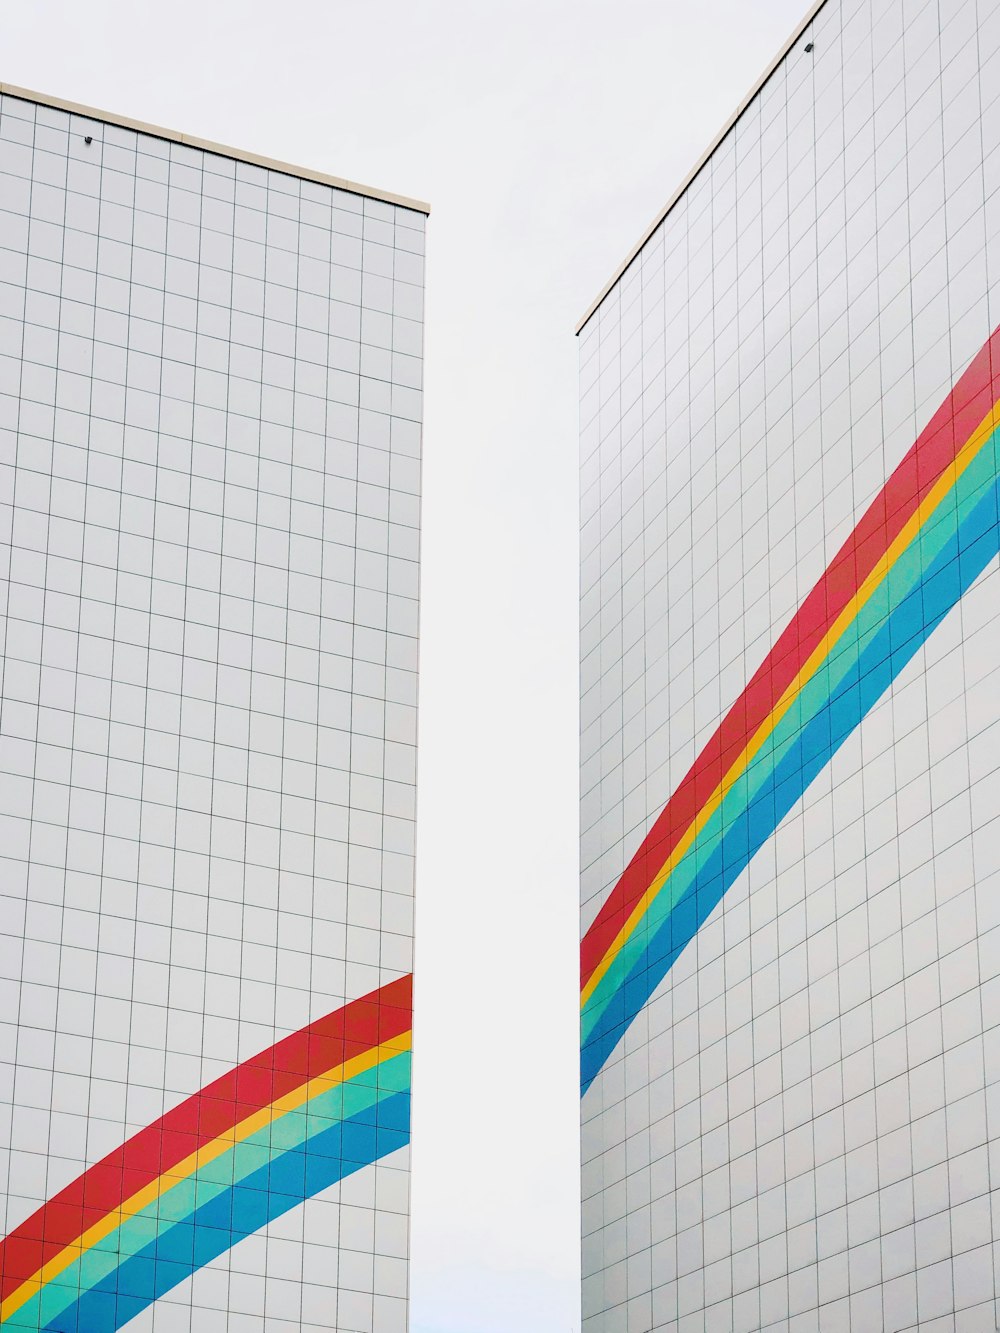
<box><xmin>579</xmin><ymin>1</ymin><xmax>1000</xmax><ymax>1329</ymax></box>
<box><xmin>0</xmin><ymin>87</ymin><xmax>425</xmax><ymax>1333</ymax></box>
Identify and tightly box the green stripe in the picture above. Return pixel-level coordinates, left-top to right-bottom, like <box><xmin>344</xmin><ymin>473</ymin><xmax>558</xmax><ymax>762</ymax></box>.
<box><xmin>11</xmin><ymin>1051</ymin><xmax>411</xmax><ymax>1330</ymax></box>
<box><xmin>582</xmin><ymin>427</ymin><xmax>1000</xmax><ymax>1042</ymax></box>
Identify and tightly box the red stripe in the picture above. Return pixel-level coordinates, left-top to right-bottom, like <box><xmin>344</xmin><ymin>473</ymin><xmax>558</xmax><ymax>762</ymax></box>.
<box><xmin>581</xmin><ymin>324</ymin><xmax>1000</xmax><ymax>990</ymax></box>
<box><xmin>0</xmin><ymin>974</ymin><xmax>412</xmax><ymax>1302</ymax></box>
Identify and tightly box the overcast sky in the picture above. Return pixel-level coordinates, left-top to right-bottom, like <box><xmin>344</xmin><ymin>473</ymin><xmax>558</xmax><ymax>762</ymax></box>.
<box><xmin>5</xmin><ymin>2</ymin><xmax>807</xmax><ymax>1328</ymax></box>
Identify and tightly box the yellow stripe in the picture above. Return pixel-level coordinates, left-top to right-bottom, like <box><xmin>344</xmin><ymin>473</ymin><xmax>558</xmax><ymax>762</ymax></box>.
<box><xmin>0</xmin><ymin>1030</ymin><xmax>411</xmax><ymax>1323</ymax></box>
<box><xmin>581</xmin><ymin>399</ymin><xmax>1000</xmax><ymax>1010</ymax></box>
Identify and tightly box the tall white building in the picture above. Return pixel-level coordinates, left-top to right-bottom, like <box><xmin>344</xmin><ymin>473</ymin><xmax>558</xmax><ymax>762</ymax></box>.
<box><xmin>579</xmin><ymin>1</ymin><xmax>1000</xmax><ymax>1328</ymax></box>
<box><xmin>0</xmin><ymin>84</ymin><xmax>425</xmax><ymax>1333</ymax></box>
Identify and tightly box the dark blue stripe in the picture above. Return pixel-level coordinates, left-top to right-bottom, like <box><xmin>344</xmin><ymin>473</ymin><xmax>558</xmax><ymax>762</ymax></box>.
<box><xmin>581</xmin><ymin>480</ymin><xmax>1000</xmax><ymax>1093</ymax></box>
<box><xmin>41</xmin><ymin>1090</ymin><xmax>410</xmax><ymax>1333</ymax></box>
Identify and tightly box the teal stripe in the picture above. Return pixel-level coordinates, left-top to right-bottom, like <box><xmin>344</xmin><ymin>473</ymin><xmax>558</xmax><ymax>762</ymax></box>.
<box><xmin>10</xmin><ymin>1051</ymin><xmax>411</xmax><ymax>1331</ymax></box>
<box><xmin>582</xmin><ymin>426</ymin><xmax>1000</xmax><ymax>1046</ymax></box>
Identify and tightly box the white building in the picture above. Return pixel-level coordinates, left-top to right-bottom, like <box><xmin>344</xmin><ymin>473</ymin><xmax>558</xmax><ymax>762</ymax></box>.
<box><xmin>0</xmin><ymin>83</ymin><xmax>425</xmax><ymax>1333</ymax></box>
<box><xmin>579</xmin><ymin>1</ymin><xmax>1000</xmax><ymax>1328</ymax></box>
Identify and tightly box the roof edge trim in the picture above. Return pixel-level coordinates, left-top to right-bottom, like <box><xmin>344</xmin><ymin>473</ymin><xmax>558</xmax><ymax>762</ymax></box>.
<box><xmin>0</xmin><ymin>81</ymin><xmax>431</xmax><ymax>215</ymax></box>
<box><xmin>575</xmin><ymin>0</ymin><xmax>828</xmax><ymax>335</ymax></box>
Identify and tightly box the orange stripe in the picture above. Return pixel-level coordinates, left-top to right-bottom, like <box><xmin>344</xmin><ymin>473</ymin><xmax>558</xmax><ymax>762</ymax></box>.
<box><xmin>581</xmin><ymin>397</ymin><xmax>1000</xmax><ymax>1010</ymax></box>
<box><xmin>0</xmin><ymin>1031</ymin><xmax>411</xmax><ymax>1324</ymax></box>
<box><xmin>0</xmin><ymin>975</ymin><xmax>413</xmax><ymax>1308</ymax></box>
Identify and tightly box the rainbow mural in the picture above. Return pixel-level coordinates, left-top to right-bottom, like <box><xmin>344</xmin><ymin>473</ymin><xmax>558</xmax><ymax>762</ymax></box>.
<box><xmin>581</xmin><ymin>324</ymin><xmax>1000</xmax><ymax>1094</ymax></box>
<box><xmin>0</xmin><ymin>975</ymin><xmax>412</xmax><ymax>1331</ymax></box>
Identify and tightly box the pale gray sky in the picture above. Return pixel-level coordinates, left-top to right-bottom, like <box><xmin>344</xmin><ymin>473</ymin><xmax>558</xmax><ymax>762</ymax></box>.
<box><xmin>4</xmin><ymin>2</ymin><xmax>807</xmax><ymax>1328</ymax></box>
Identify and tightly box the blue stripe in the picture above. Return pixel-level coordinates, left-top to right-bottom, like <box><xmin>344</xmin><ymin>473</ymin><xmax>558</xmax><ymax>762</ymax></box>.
<box><xmin>581</xmin><ymin>478</ymin><xmax>1000</xmax><ymax>1093</ymax></box>
<box><xmin>39</xmin><ymin>1090</ymin><xmax>410</xmax><ymax>1333</ymax></box>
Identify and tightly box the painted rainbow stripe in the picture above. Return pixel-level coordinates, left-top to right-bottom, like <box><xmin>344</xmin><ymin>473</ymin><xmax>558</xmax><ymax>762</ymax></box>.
<box><xmin>0</xmin><ymin>975</ymin><xmax>412</xmax><ymax>1332</ymax></box>
<box><xmin>581</xmin><ymin>325</ymin><xmax>1000</xmax><ymax>1094</ymax></box>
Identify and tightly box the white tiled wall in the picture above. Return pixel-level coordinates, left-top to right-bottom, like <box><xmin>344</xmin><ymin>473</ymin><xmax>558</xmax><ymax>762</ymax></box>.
<box><xmin>0</xmin><ymin>90</ymin><xmax>423</xmax><ymax>1333</ymax></box>
<box><xmin>580</xmin><ymin>0</ymin><xmax>1000</xmax><ymax>1327</ymax></box>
